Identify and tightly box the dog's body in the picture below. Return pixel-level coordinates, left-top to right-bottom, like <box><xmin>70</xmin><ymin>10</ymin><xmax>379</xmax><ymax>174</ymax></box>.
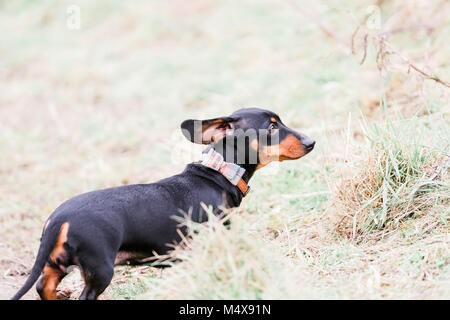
<box><xmin>12</xmin><ymin>108</ymin><xmax>314</xmax><ymax>300</ymax></box>
<box><xmin>48</xmin><ymin>162</ymin><xmax>244</xmax><ymax>266</ymax></box>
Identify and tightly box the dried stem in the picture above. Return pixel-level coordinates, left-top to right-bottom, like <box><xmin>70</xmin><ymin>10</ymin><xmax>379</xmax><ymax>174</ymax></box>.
<box><xmin>286</xmin><ymin>0</ymin><xmax>450</xmax><ymax>88</ymax></box>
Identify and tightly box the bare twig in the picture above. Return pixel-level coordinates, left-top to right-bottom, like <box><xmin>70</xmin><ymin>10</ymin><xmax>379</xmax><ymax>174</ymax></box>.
<box><xmin>285</xmin><ymin>0</ymin><xmax>350</xmax><ymax>49</ymax></box>
<box><xmin>286</xmin><ymin>0</ymin><xmax>450</xmax><ymax>88</ymax></box>
<box><xmin>360</xmin><ymin>33</ymin><xmax>368</xmax><ymax>65</ymax></box>
<box><xmin>351</xmin><ymin>25</ymin><xmax>360</xmax><ymax>54</ymax></box>
<box><xmin>349</xmin><ymin>15</ymin><xmax>450</xmax><ymax>88</ymax></box>
<box><xmin>379</xmin><ymin>40</ymin><xmax>450</xmax><ymax>88</ymax></box>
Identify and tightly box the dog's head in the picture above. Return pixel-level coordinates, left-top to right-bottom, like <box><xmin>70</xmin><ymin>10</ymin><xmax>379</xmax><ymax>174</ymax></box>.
<box><xmin>181</xmin><ymin>107</ymin><xmax>315</xmax><ymax>169</ymax></box>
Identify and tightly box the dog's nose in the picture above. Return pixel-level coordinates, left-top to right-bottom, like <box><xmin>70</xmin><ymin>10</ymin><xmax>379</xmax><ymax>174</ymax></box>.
<box><xmin>302</xmin><ymin>139</ymin><xmax>315</xmax><ymax>151</ymax></box>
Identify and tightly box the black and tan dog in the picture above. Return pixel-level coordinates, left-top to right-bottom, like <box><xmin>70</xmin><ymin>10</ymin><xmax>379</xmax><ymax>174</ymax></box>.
<box><xmin>12</xmin><ymin>107</ymin><xmax>314</xmax><ymax>300</ymax></box>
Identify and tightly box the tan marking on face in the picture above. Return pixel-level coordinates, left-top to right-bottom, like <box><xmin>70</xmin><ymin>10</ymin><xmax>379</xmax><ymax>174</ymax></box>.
<box><xmin>49</xmin><ymin>222</ymin><xmax>69</xmax><ymax>266</ymax></box>
<box><xmin>278</xmin><ymin>134</ymin><xmax>305</xmax><ymax>160</ymax></box>
<box><xmin>258</xmin><ymin>134</ymin><xmax>305</xmax><ymax>167</ymax></box>
<box><xmin>250</xmin><ymin>139</ymin><xmax>259</xmax><ymax>151</ymax></box>
<box><xmin>42</xmin><ymin>265</ymin><xmax>64</xmax><ymax>300</ymax></box>
<box><xmin>251</xmin><ymin>139</ymin><xmax>270</xmax><ymax>170</ymax></box>
<box><xmin>270</xmin><ymin>117</ymin><xmax>277</xmax><ymax>123</ymax></box>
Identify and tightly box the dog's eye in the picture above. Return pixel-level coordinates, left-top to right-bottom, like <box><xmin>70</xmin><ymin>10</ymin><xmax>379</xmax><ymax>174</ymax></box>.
<box><xmin>268</xmin><ymin>122</ymin><xmax>278</xmax><ymax>134</ymax></box>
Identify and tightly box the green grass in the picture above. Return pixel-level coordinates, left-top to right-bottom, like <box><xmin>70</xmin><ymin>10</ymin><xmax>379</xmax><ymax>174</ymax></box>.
<box><xmin>332</xmin><ymin>114</ymin><xmax>449</xmax><ymax>241</ymax></box>
<box><xmin>0</xmin><ymin>0</ymin><xmax>448</xmax><ymax>299</ymax></box>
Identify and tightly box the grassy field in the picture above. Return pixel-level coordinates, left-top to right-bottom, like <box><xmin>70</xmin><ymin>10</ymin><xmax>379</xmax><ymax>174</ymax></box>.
<box><xmin>0</xmin><ymin>0</ymin><xmax>448</xmax><ymax>299</ymax></box>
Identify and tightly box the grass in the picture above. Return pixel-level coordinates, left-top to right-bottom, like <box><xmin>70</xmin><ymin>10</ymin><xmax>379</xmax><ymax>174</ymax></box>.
<box><xmin>132</xmin><ymin>114</ymin><xmax>449</xmax><ymax>300</ymax></box>
<box><xmin>0</xmin><ymin>0</ymin><xmax>448</xmax><ymax>299</ymax></box>
<box><xmin>332</xmin><ymin>115</ymin><xmax>449</xmax><ymax>242</ymax></box>
<box><xmin>138</xmin><ymin>210</ymin><xmax>325</xmax><ymax>300</ymax></box>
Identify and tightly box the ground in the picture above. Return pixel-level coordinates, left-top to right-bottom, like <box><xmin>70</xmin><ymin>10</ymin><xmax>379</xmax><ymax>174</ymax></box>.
<box><xmin>0</xmin><ymin>0</ymin><xmax>448</xmax><ymax>299</ymax></box>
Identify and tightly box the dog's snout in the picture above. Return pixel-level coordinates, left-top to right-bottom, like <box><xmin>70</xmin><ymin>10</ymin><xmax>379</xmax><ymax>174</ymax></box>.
<box><xmin>302</xmin><ymin>138</ymin><xmax>315</xmax><ymax>151</ymax></box>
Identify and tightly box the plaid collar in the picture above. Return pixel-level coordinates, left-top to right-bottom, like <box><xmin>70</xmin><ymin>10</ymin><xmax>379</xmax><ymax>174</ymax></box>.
<box><xmin>200</xmin><ymin>146</ymin><xmax>249</xmax><ymax>196</ymax></box>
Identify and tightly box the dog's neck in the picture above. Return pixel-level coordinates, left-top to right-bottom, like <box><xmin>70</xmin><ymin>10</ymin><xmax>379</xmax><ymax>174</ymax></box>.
<box><xmin>200</xmin><ymin>146</ymin><xmax>254</xmax><ymax>196</ymax></box>
<box><xmin>210</xmin><ymin>137</ymin><xmax>259</xmax><ymax>182</ymax></box>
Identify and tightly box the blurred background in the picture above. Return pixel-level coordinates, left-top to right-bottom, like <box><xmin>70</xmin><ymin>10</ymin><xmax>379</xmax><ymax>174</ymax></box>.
<box><xmin>0</xmin><ymin>0</ymin><xmax>448</xmax><ymax>299</ymax></box>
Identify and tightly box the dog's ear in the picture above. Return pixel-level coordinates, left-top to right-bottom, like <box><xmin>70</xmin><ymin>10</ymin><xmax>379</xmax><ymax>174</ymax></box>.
<box><xmin>181</xmin><ymin>116</ymin><xmax>236</xmax><ymax>144</ymax></box>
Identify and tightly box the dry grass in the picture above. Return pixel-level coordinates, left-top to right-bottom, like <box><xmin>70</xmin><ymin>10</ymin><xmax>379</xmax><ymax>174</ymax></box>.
<box><xmin>331</xmin><ymin>116</ymin><xmax>449</xmax><ymax>242</ymax></box>
<box><xmin>0</xmin><ymin>0</ymin><xmax>449</xmax><ymax>299</ymax></box>
<box><xmin>138</xmin><ymin>210</ymin><xmax>318</xmax><ymax>300</ymax></box>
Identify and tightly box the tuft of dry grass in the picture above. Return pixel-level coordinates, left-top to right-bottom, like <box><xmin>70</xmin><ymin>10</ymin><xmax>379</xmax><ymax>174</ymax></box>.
<box><xmin>139</xmin><ymin>207</ymin><xmax>322</xmax><ymax>300</ymax></box>
<box><xmin>330</xmin><ymin>116</ymin><xmax>449</xmax><ymax>243</ymax></box>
